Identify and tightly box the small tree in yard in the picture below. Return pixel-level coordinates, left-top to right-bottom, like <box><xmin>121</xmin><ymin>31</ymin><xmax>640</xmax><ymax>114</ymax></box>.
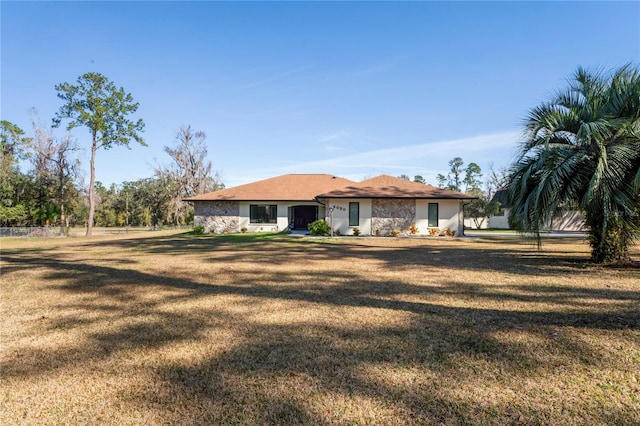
<box><xmin>465</xmin><ymin>190</ymin><xmax>502</xmax><ymax>228</ymax></box>
<box><xmin>53</xmin><ymin>72</ymin><xmax>145</xmax><ymax>236</ymax></box>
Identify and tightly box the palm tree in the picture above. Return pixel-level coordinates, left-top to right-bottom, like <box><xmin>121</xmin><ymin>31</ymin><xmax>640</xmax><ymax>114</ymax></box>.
<box><xmin>508</xmin><ymin>64</ymin><xmax>640</xmax><ymax>263</ymax></box>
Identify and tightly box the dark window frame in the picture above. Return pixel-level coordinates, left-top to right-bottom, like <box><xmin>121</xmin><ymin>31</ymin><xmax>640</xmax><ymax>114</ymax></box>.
<box><xmin>349</xmin><ymin>202</ymin><xmax>359</xmax><ymax>226</ymax></box>
<box><xmin>428</xmin><ymin>203</ymin><xmax>438</xmax><ymax>227</ymax></box>
<box><xmin>250</xmin><ymin>204</ymin><xmax>278</xmax><ymax>224</ymax></box>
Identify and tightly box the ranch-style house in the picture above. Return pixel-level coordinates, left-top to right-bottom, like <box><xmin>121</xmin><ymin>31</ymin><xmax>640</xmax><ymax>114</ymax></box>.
<box><xmin>185</xmin><ymin>174</ymin><xmax>475</xmax><ymax>236</ymax></box>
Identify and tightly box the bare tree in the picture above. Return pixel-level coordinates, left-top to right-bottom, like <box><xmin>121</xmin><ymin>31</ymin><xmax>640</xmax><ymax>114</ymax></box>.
<box><xmin>486</xmin><ymin>162</ymin><xmax>509</xmax><ymax>200</ymax></box>
<box><xmin>28</xmin><ymin>120</ymin><xmax>57</xmax><ymax>225</ymax></box>
<box><xmin>51</xmin><ymin>135</ymin><xmax>80</xmax><ymax>235</ymax></box>
<box><xmin>157</xmin><ymin>125</ymin><xmax>223</xmax><ymax>225</ymax></box>
<box><xmin>164</xmin><ymin>125</ymin><xmax>214</xmax><ymax>196</ymax></box>
<box><xmin>30</xmin><ymin>117</ymin><xmax>80</xmax><ymax>233</ymax></box>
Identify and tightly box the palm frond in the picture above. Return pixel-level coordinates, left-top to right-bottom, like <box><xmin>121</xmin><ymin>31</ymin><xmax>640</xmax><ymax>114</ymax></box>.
<box><xmin>510</xmin><ymin>63</ymin><xmax>640</xmax><ymax>261</ymax></box>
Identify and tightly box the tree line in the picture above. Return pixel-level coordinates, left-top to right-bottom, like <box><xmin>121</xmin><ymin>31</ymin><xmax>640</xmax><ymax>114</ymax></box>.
<box><xmin>1</xmin><ymin>73</ymin><xmax>222</xmax><ymax>234</ymax></box>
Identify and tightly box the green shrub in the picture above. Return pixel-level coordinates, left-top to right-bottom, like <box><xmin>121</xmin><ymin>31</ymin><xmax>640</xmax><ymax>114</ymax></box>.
<box><xmin>352</xmin><ymin>227</ymin><xmax>361</xmax><ymax>236</ymax></box>
<box><xmin>308</xmin><ymin>219</ymin><xmax>330</xmax><ymax>236</ymax></box>
<box><xmin>192</xmin><ymin>226</ymin><xmax>205</xmax><ymax>235</ymax></box>
<box><xmin>241</xmin><ymin>226</ymin><xmax>247</xmax><ymax>233</ymax></box>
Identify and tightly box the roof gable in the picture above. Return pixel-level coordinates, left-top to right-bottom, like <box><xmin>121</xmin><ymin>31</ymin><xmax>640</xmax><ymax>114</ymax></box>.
<box><xmin>490</xmin><ymin>188</ymin><xmax>510</xmax><ymax>207</ymax></box>
<box><xmin>318</xmin><ymin>174</ymin><xmax>475</xmax><ymax>199</ymax></box>
<box><xmin>185</xmin><ymin>173</ymin><xmax>475</xmax><ymax>202</ymax></box>
<box><xmin>184</xmin><ymin>174</ymin><xmax>355</xmax><ymax>202</ymax></box>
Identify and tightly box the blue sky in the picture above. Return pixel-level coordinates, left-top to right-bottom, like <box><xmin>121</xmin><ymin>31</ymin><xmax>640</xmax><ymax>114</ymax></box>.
<box><xmin>2</xmin><ymin>1</ymin><xmax>639</xmax><ymax>189</ymax></box>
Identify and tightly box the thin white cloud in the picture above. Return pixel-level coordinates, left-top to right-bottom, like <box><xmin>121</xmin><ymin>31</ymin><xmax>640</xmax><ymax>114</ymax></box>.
<box><xmin>223</xmin><ymin>130</ymin><xmax>521</xmax><ymax>187</ymax></box>
<box><xmin>315</xmin><ymin>130</ymin><xmax>352</xmax><ymax>144</ymax></box>
<box><xmin>237</xmin><ymin>65</ymin><xmax>315</xmax><ymax>90</ymax></box>
<box><xmin>322</xmin><ymin>145</ymin><xmax>350</xmax><ymax>153</ymax></box>
<box><xmin>282</xmin><ymin>130</ymin><xmax>519</xmax><ymax>171</ymax></box>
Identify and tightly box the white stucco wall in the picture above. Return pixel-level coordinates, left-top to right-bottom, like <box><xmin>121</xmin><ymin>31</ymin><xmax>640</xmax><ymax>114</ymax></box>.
<box><xmin>324</xmin><ymin>199</ymin><xmax>372</xmax><ymax>235</ymax></box>
<box><xmin>416</xmin><ymin>199</ymin><xmax>463</xmax><ymax>235</ymax></box>
<box><xmin>488</xmin><ymin>209</ymin><xmax>585</xmax><ymax>231</ymax></box>
<box><xmin>547</xmin><ymin>211</ymin><xmax>585</xmax><ymax>231</ymax></box>
<box><xmin>324</xmin><ymin>198</ymin><xmax>464</xmax><ymax>236</ymax></box>
<box><xmin>489</xmin><ymin>209</ymin><xmax>510</xmax><ymax>229</ymax></box>
<box><xmin>464</xmin><ymin>217</ymin><xmax>490</xmax><ymax>229</ymax></box>
<box><xmin>415</xmin><ymin>201</ymin><xmax>429</xmax><ymax>233</ymax></box>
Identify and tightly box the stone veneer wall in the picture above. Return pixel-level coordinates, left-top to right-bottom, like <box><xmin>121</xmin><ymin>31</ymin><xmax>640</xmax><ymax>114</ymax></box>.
<box><xmin>194</xmin><ymin>201</ymin><xmax>240</xmax><ymax>234</ymax></box>
<box><xmin>371</xmin><ymin>199</ymin><xmax>415</xmax><ymax>236</ymax></box>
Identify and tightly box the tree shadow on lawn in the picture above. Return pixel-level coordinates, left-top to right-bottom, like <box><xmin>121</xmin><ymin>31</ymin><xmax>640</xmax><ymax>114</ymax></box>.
<box><xmin>4</xmin><ymin>254</ymin><xmax>639</xmax><ymax>337</ymax></box>
<box><xmin>2</xmin><ymin>237</ymin><xmax>639</xmax><ymax>424</ymax></box>
<box><xmin>10</xmin><ymin>230</ymin><xmax>615</xmax><ymax>277</ymax></box>
<box><xmin>3</xmin><ymin>250</ymin><xmax>638</xmax><ymax>324</ymax></box>
<box><xmin>145</xmin><ymin>315</ymin><xmax>638</xmax><ymax>425</ymax></box>
<box><xmin>4</xmin><ymin>283</ymin><xmax>636</xmax><ymax>424</ymax></box>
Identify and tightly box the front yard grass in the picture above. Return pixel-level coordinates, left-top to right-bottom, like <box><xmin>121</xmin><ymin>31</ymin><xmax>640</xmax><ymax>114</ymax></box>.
<box><xmin>1</xmin><ymin>231</ymin><xmax>638</xmax><ymax>425</ymax></box>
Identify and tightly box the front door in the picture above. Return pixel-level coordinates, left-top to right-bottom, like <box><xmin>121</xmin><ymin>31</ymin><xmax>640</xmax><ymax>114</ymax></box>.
<box><xmin>292</xmin><ymin>206</ymin><xmax>318</xmax><ymax>229</ymax></box>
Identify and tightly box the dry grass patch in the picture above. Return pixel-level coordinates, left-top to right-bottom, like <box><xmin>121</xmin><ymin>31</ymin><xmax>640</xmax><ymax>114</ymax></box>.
<box><xmin>1</xmin><ymin>231</ymin><xmax>639</xmax><ymax>425</ymax></box>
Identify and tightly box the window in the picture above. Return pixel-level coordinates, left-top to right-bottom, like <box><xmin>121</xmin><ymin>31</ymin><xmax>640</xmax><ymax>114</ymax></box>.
<box><xmin>250</xmin><ymin>204</ymin><xmax>277</xmax><ymax>223</ymax></box>
<box><xmin>349</xmin><ymin>202</ymin><xmax>359</xmax><ymax>226</ymax></box>
<box><xmin>428</xmin><ymin>203</ymin><xmax>438</xmax><ymax>227</ymax></box>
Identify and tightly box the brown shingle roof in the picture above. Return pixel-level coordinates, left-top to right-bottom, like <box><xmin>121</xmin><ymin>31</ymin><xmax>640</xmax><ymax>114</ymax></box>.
<box><xmin>318</xmin><ymin>174</ymin><xmax>475</xmax><ymax>199</ymax></box>
<box><xmin>184</xmin><ymin>174</ymin><xmax>355</xmax><ymax>202</ymax></box>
